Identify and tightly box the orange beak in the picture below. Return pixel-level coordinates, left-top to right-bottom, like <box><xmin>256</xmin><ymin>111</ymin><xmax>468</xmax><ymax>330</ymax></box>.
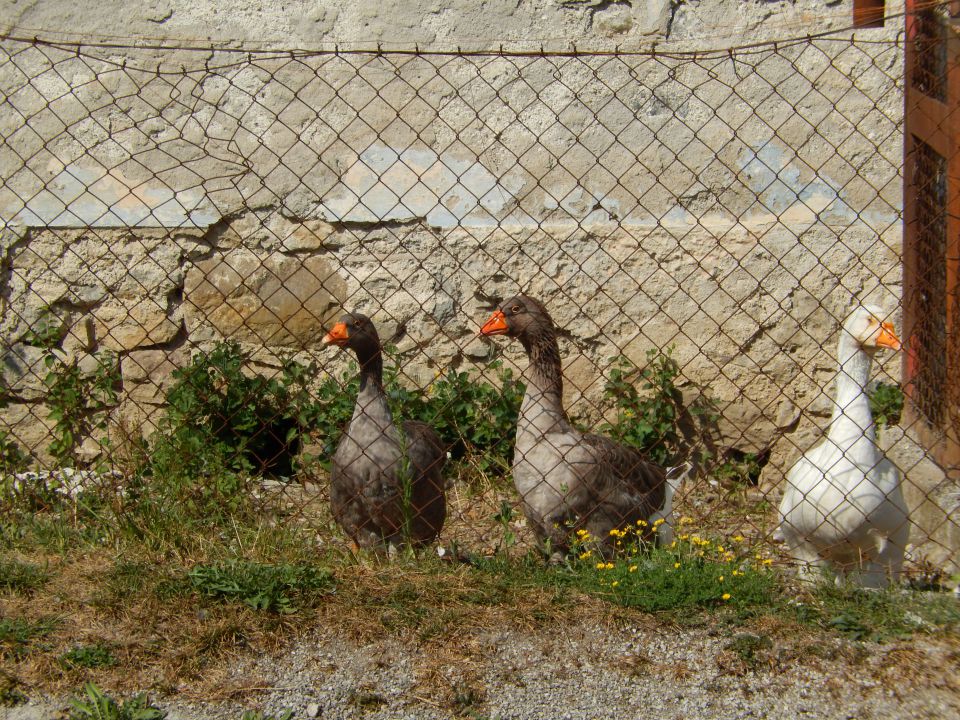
<box><xmin>479</xmin><ymin>309</ymin><xmax>509</xmax><ymax>336</ymax></box>
<box><xmin>876</xmin><ymin>321</ymin><xmax>901</xmax><ymax>351</ymax></box>
<box><xmin>322</xmin><ymin>321</ymin><xmax>349</xmax><ymax>346</ymax></box>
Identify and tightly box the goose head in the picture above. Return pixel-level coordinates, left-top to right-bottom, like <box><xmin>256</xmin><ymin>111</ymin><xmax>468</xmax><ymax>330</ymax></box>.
<box><xmin>842</xmin><ymin>305</ymin><xmax>901</xmax><ymax>353</ymax></box>
<box><xmin>479</xmin><ymin>294</ymin><xmax>555</xmax><ymax>342</ymax></box>
<box><xmin>322</xmin><ymin>312</ymin><xmax>381</xmax><ymax>355</ymax></box>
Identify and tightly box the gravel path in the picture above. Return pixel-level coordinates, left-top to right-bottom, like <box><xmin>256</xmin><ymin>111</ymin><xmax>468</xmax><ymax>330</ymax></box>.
<box><xmin>6</xmin><ymin>620</ymin><xmax>957</xmax><ymax>720</ymax></box>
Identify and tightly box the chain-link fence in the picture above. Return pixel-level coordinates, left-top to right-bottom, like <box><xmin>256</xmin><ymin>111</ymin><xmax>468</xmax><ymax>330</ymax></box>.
<box><xmin>1</xmin><ymin>17</ymin><xmax>958</xmax><ymax>580</ymax></box>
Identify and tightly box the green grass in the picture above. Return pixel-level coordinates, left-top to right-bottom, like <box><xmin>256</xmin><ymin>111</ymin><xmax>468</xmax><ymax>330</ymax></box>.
<box><xmin>561</xmin><ymin>527</ymin><xmax>778</xmax><ymax>614</ymax></box>
<box><xmin>0</xmin><ymin>616</ymin><xmax>59</xmax><ymax>660</ymax></box>
<box><xmin>59</xmin><ymin>643</ymin><xmax>118</xmax><ymax>669</ymax></box>
<box><xmin>0</xmin><ymin>558</ymin><xmax>50</xmax><ymax>594</ymax></box>
<box><xmin>790</xmin><ymin>582</ymin><xmax>960</xmax><ymax>642</ymax></box>
<box><xmin>67</xmin><ymin>682</ymin><xmax>165</xmax><ymax>720</ymax></box>
<box><xmin>187</xmin><ymin>560</ymin><xmax>334</xmax><ymax>613</ymax></box>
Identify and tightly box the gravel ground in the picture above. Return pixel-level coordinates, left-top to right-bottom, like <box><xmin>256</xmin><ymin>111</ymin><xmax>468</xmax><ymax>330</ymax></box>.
<box><xmin>5</xmin><ymin>620</ymin><xmax>958</xmax><ymax>720</ymax></box>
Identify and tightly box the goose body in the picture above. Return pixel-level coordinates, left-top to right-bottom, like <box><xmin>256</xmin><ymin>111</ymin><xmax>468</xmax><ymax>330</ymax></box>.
<box><xmin>777</xmin><ymin>305</ymin><xmax>908</xmax><ymax>587</ymax></box>
<box><xmin>481</xmin><ymin>295</ymin><xmax>668</xmax><ymax>553</ymax></box>
<box><xmin>324</xmin><ymin>314</ymin><xmax>446</xmax><ymax>548</ymax></box>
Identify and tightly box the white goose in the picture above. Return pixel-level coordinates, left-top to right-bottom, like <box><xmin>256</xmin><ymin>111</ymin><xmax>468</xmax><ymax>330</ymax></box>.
<box><xmin>777</xmin><ymin>305</ymin><xmax>908</xmax><ymax>588</ymax></box>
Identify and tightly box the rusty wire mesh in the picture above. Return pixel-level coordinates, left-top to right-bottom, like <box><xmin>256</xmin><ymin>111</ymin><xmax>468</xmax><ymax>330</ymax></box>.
<box><xmin>1</xmin><ymin>24</ymin><xmax>958</xmax><ymax>579</ymax></box>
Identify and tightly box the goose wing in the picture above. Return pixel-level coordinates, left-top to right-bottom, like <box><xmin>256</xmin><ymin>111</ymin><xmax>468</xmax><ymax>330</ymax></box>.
<box><xmin>400</xmin><ymin>419</ymin><xmax>448</xmax><ymax>543</ymax></box>
<box><xmin>577</xmin><ymin>434</ymin><xmax>667</xmax><ymax>530</ymax></box>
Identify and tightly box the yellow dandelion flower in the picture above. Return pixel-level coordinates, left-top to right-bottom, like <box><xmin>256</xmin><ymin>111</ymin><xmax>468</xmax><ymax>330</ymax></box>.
<box><xmin>605</xmin><ymin>562</ymin><xmax>615</xmax><ymax>570</ymax></box>
<box><xmin>609</xmin><ymin>528</ymin><xmax>619</xmax><ymax>536</ymax></box>
<box><xmin>629</xmin><ymin>565</ymin><xmax>638</xmax><ymax>572</ymax></box>
<box><xmin>722</xmin><ymin>593</ymin><xmax>731</xmax><ymax>601</ymax></box>
<box><xmin>718</xmin><ymin>575</ymin><xmax>724</xmax><ymax>582</ymax></box>
<box><xmin>670</xmin><ymin>541</ymin><xmax>677</xmax><ymax>548</ymax></box>
<box><xmin>674</xmin><ymin>562</ymin><xmax>681</xmax><ymax>569</ymax></box>
<box><xmin>733</xmin><ymin>535</ymin><xmax>745</xmax><ymax>543</ymax></box>
<box><xmin>717</xmin><ymin>545</ymin><xmax>725</xmax><ymax>553</ymax></box>
<box><xmin>596</xmin><ymin>562</ymin><xmax>606</xmax><ymax>570</ymax></box>
<box><xmin>611</xmin><ymin>580</ymin><xmax>619</xmax><ymax>587</ymax></box>
<box><xmin>679</xmin><ymin>534</ymin><xmax>689</xmax><ymax>541</ymax></box>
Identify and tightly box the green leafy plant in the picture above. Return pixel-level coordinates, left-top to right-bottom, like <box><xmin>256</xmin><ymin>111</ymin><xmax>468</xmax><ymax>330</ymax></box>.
<box><xmin>601</xmin><ymin>348</ymin><xmax>715</xmax><ymax>467</ymax></box>
<box><xmin>59</xmin><ymin>643</ymin><xmax>118</xmax><ymax>670</ymax></box>
<box><xmin>67</xmin><ymin>682</ymin><xmax>165</xmax><ymax>720</ymax></box>
<box><xmin>153</xmin><ymin>342</ymin><xmax>324</xmax><ymax>479</ymax></box>
<box><xmin>25</xmin><ymin>310</ymin><xmax>119</xmax><ymax>466</ymax></box>
<box><xmin>188</xmin><ymin>560</ymin><xmax>333</xmax><ymax>613</ymax></box>
<box><xmin>868</xmin><ymin>381</ymin><xmax>904</xmax><ymax>430</ymax></box>
<box><xmin>420</xmin><ymin>360</ymin><xmax>524</xmax><ymax>474</ymax></box>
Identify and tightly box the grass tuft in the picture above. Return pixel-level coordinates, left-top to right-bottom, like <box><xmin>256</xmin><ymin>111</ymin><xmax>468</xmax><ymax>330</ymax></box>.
<box><xmin>0</xmin><ymin>558</ymin><xmax>50</xmax><ymax>594</ymax></box>
<box><xmin>187</xmin><ymin>561</ymin><xmax>334</xmax><ymax>613</ymax></box>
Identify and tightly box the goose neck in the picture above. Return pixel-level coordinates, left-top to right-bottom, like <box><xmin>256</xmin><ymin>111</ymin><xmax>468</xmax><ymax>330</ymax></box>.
<box><xmin>520</xmin><ymin>328</ymin><xmax>568</xmax><ymax>421</ymax></box>
<box><xmin>828</xmin><ymin>332</ymin><xmax>876</xmax><ymax>446</ymax></box>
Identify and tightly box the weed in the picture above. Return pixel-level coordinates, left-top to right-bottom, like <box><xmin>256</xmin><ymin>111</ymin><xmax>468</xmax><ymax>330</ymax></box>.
<box><xmin>67</xmin><ymin>682</ymin><xmax>165</xmax><ymax>720</ymax></box>
<box><xmin>0</xmin><ymin>671</ymin><xmax>27</xmax><ymax>707</ymax></box>
<box><xmin>421</xmin><ymin>360</ymin><xmax>524</xmax><ymax>474</ymax></box>
<box><xmin>151</xmin><ymin>342</ymin><xmax>323</xmax><ymax>481</ymax></box>
<box><xmin>725</xmin><ymin>633</ymin><xmax>773</xmax><ymax>669</ymax></box>
<box><xmin>796</xmin><ymin>582</ymin><xmax>960</xmax><ymax>642</ymax></box>
<box><xmin>868</xmin><ymin>381</ymin><xmax>904</xmax><ymax>430</ymax></box>
<box><xmin>239</xmin><ymin>711</ymin><xmax>294</xmax><ymax>720</ymax></box>
<box><xmin>41</xmin><ymin>338</ymin><xmax>119</xmax><ymax>466</ymax></box>
<box><xmin>0</xmin><ymin>616</ymin><xmax>59</xmax><ymax>660</ymax></box>
<box><xmin>59</xmin><ymin>643</ymin><xmax>118</xmax><ymax>669</ymax></box>
<box><xmin>0</xmin><ymin>558</ymin><xmax>49</xmax><ymax>594</ymax></box>
<box><xmin>188</xmin><ymin>561</ymin><xmax>333</xmax><ymax>613</ymax></box>
<box><xmin>451</xmin><ymin>682</ymin><xmax>485</xmax><ymax>714</ymax></box>
<box><xmin>713</xmin><ymin>450</ymin><xmax>765</xmax><ymax>486</ymax></box>
<box><xmin>348</xmin><ymin>690</ymin><xmax>386</xmax><ymax>709</ymax></box>
<box><xmin>601</xmin><ymin>349</ymin><xmax>716</xmax><ymax>466</ymax></box>
<box><xmin>568</xmin><ymin>525</ymin><xmax>778</xmax><ymax>613</ymax></box>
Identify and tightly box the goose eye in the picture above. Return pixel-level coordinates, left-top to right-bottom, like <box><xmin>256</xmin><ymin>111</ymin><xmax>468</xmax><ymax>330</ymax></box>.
<box><xmin>511</xmin><ymin>305</ymin><xmax>521</xmax><ymax>314</ymax></box>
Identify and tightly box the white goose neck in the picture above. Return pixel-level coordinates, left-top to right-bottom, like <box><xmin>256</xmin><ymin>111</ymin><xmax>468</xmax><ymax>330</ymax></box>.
<box><xmin>828</xmin><ymin>331</ymin><xmax>877</xmax><ymax>450</ymax></box>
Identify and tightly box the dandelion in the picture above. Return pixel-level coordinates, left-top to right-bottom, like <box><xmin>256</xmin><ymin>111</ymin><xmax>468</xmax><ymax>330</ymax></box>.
<box><xmin>605</xmin><ymin>562</ymin><xmax>615</xmax><ymax>570</ymax></box>
<box><xmin>732</xmin><ymin>570</ymin><xmax>741</xmax><ymax>577</ymax></box>
<box><xmin>596</xmin><ymin>562</ymin><xmax>606</xmax><ymax>570</ymax></box>
<box><xmin>611</xmin><ymin>580</ymin><xmax>620</xmax><ymax>587</ymax></box>
<box><xmin>679</xmin><ymin>534</ymin><xmax>689</xmax><ymax>541</ymax></box>
<box><xmin>733</xmin><ymin>535</ymin><xmax>745</xmax><ymax>543</ymax></box>
<box><xmin>721</xmin><ymin>593</ymin><xmax>731</xmax><ymax>601</ymax></box>
<box><xmin>718</xmin><ymin>575</ymin><xmax>724</xmax><ymax>582</ymax></box>
<box><xmin>673</xmin><ymin>562</ymin><xmax>681</xmax><ymax>569</ymax></box>
<box><xmin>629</xmin><ymin>565</ymin><xmax>638</xmax><ymax>573</ymax></box>
<box><xmin>717</xmin><ymin>545</ymin><xmax>725</xmax><ymax>553</ymax></box>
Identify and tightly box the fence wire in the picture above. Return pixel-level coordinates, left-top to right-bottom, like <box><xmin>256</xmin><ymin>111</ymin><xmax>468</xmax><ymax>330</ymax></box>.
<box><xmin>1</xmin><ymin>25</ymin><xmax>957</xmax><ymax>582</ymax></box>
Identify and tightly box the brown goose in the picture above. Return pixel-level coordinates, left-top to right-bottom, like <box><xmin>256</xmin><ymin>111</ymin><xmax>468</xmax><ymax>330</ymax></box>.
<box><xmin>480</xmin><ymin>295</ymin><xmax>667</xmax><ymax>553</ymax></box>
<box><xmin>323</xmin><ymin>313</ymin><xmax>446</xmax><ymax>548</ymax></box>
